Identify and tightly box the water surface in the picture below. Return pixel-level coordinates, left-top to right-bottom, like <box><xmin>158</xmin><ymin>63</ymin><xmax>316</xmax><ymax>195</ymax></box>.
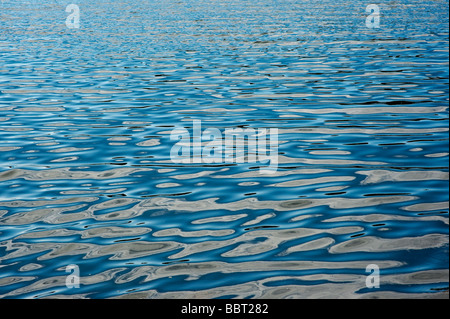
<box><xmin>0</xmin><ymin>0</ymin><xmax>448</xmax><ymax>299</ymax></box>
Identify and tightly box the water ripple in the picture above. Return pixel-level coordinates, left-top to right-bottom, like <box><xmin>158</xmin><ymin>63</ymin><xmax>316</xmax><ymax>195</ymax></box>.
<box><xmin>0</xmin><ymin>0</ymin><xmax>448</xmax><ymax>299</ymax></box>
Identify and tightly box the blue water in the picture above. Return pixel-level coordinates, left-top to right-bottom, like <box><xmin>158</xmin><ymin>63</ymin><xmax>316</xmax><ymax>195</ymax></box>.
<box><xmin>0</xmin><ymin>0</ymin><xmax>448</xmax><ymax>299</ymax></box>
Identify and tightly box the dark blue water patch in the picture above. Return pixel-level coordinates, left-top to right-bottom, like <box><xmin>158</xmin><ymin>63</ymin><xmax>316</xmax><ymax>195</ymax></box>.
<box><xmin>91</xmin><ymin>275</ymin><xmax>181</xmax><ymax>299</ymax></box>
<box><xmin>263</xmin><ymin>278</ymin><xmax>334</xmax><ymax>287</ymax></box>
<box><xmin>216</xmin><ymin>294</ymin><xmax>241</xmax><ymax>299</ymax></box>
<box><xmin>356</xmin><ymin>281</ymin><xmax>449</xmax><ymax>296</ymax></box>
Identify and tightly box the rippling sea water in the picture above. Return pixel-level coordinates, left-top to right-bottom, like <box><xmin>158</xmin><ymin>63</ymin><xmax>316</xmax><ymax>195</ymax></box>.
<box><xmin>0</xmin><ymin>0</ymin><xmax>448</xmax><ymax>299</ymax></box>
